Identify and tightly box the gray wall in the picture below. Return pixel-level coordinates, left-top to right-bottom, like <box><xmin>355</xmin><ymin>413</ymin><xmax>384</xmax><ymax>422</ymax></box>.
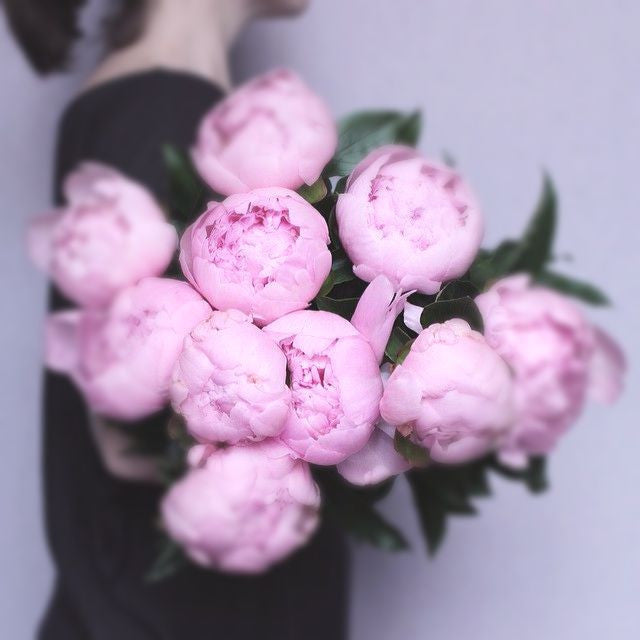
<box><xmin>1</xmin><ymin>1</ymin><xmax>638</xmax><ymax>638</ymax></box>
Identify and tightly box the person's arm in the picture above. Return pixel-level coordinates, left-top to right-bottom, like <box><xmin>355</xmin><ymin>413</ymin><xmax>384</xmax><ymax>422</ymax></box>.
<box><xmin>89</xmin><ymin>415</ymin><xmax>162</xmax><ymax>484</ymax></box>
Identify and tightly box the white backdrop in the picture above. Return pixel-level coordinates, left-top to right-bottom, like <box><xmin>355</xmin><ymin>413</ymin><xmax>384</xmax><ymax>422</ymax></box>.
<box><xmin>1</xmin><ymin>1</ymin><xmax>638</xmax><ymax>638</ymax></box>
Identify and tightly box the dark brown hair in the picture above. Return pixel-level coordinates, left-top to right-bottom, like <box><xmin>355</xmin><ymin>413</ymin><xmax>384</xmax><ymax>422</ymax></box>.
<box><xmin>3</xmin><ymin>0</ymin><xmax>148</xmax><ymax>74</ymax></box>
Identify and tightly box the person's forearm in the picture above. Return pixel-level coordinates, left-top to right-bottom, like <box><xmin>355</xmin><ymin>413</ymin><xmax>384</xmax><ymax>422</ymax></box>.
<box><xmin>89</xmin><ymin>415</ymin><xmax>162</xmax><ymax>484</ymax></box>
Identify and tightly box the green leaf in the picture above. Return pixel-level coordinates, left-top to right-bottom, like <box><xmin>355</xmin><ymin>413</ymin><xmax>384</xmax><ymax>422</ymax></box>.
<box><xmin>315</xmin><ymin>296</ymin><xmax>359</xmax><ymax>319</ymax></box>
<box><xmin>163</xmin><ymin>144</ymin><xmax>214</xmax><ymax>223</ymax></box>
<box><xmin>385</xmin><ymin>325</ymin><xmax>413</xmax><ymax>362</ymax></box>
<box><xmin>408</xmin><ymin>461</ymin><xmax>491</xmax><ymax>554</ymax></box>
<box><xmin>315</xmin><ymin>468</ymin><xmax>409</xmax><ymax>551</ymax></box>
<box><xmin>509</xmin><ymin>174</ymin><xmax>557</xmax><ymax>275</ymax></box>
<box><xmin>468</xmin><ymin>176</ymin><xmax>558</xmax><ymax>289</ymax></box>
<box><xmin>331</xmin><ymin>258</ymin><xmax>355</xmax><ymax>280</ymax></box>
<box><xmin>318</xmin><ymin>272</ymin><xmax>335</xmax><ymax>298</ymax></box>
<box><xmin>297</xmin><ymin>178</ymin><xmax>328</xmax><ymax>204</ymax></box>
<box><xmin>468</xmin><ymin>241</ymin><xmax>520</xmax><ymax>289</ymax></box>
<box><xmin>395</xmin><ymin>110</ymin><xmax>422</xmax><ymax>147</ymax></box>
<box><xmin>407</xmin><ymin>291</ymin><xmax>437</xmax><ymax>309</ymax></box>
<box><xmin>325</xmin><ymin>110</ymin><xmax>423</xmax><ymax>177</ymax></box>
<box><xmin>490</xmin><ymin>455</ymin><xmax>549</xmax><ymax>494</ymax></box>
<box><xmin>435</xmin><ymin>280</ymin><xmax>479</xmax><ymax>301</ymax></box>
<box><xmin>394</xmin><ymin>431</ymin><xmax>430</xmax><ymax>466</ymax></box>
<box><xmin>333</xmin><ymin>175</ymin><xmax>349</xmax><ymax>194</ymax></box>
<box><xmin>319</xmin><ymin>258</ymin><xmax>356</xmax><ymax>299</ymax></box>
<box><xmin>327</xmin><ymin>206</ymin><xmax>341</xmax><ymax>249</ymax></box>
<box><xmin>420</xmin><ymin>296</ymin><xmax>484</xmax><ymax>332</ymax></box>
<box><xmin>395</xmin><ymin>339</ymin><xmax>415</xmax><ymax>365</ymax></box>
<box><xmin>145</xmin><ymin>536</ymin><xmax>188</xmax><ymax>583</ymax></box>
<box><xmin>537</xmin><ymin>270</ymin><xmax>610</xmax><ymax>306</ymax></box>
<box><xmin>407</xmin><ymin>454</ymin><xmax>548</xmax><ymax>556</ymax></box>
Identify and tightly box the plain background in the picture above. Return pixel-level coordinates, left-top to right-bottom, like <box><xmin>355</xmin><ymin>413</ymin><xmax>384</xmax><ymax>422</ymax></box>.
<box><xmin>1</xmin><ymin>1</ymin><xmax>638</xmax><ymax>638</ymax></box>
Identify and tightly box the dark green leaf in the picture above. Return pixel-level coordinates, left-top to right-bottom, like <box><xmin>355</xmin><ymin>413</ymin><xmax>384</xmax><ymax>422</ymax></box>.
<box><xmin>394</xmin><ymin>431</ymin><xmax>430</xmax><ymax>466</ymax></box>
<box><xmin>319</xmin><ymin>258</ymin><xmax>356</xmax><ymax>298</ymax></box>
<box><xmin>385</xmin><ymin>325</ymin><xmax>413</xmax><ymax>362</ymax></box>
<box><xmin>537</xmin><ymin>270</ymin><xmax>610</xmax><ymax>306</ymax></box>
<box><xmin>325</xmin><ymin>110</ymin><xmax>423</xmax><ymax>177</ymax></box>
<box><xmin>468</xmin><ymin>241</ymin><xmax>520</xmax><ymax>289</ymax></box>
<box><xmin>145</xmin><ymin>536</ymin><xmax>188</xmax><ymax>583</ymax></box>
<box><xmin>420</xmin><ymin>297</ymin><xmax>484</xmax><ymax>332</ymax></box>
<box><xmin>333</xmin><ymin>175</ymin><xmax>349</xmax><ymax>194</ymax></box>
<box><xmin>315</xmin><ymin>296</ymin><xmax>359</xmax><ymax>319</ymax></box>
<box><xmin>436</xmin><ymin>280</ymin><xmax>479</xmax><ymax>301</ymax></box>
<box><xmin>509</xmin><ymin>174</ymin><xmax>557</xmax><ymax>275</ymax></box>
<box><xmin>408</xmin><ymin>454</ymin><xmax>549</xmax><ymax>555</ymax></box>
<box><xmin>395</xmin><ymin>110</ymin><xmax>422</xmax><ymax>147</ymax></box>
<box><xmin>163</xmin><ymin>144</ymin><xmax>214</xmax><ymax>223</ymax></box>
<box><xmin>315</xmin><ymin>468</ymin><xmax>408</xmax><ymax>551</ymax></box>
<box><xmin>318</xmin><ymin>272</ymin><xmax>335</xmax><ymax>298</ymax></box>
<box><xmin>490</xmin><ymin>455</ymin><xmax>549</xmax><ymax>494</ymax></box>
<box><xmin>407</xmin><ymin>291</ymin><xmax>437</xmax><ymax>309</ymax></box>
<box><xmin>408</xmin><ymin>460</ymin><xmax>491</xmax><ymax>554</ymax></box>
<box><xmin>469</xmin><ymin>176</ymin><xmax>558</xmax><ymax>289</ymax></box>
<box><xmin>327</xmin><ymin>206</ymin><xmax>341</xmax><ymax>249</ymax></box>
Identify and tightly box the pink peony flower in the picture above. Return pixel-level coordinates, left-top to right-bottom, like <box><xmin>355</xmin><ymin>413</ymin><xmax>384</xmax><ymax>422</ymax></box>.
<box><xmin>180</xmin><ymin>188</ymin><xmax>331</xmax><ymax>326</ymax></box>
<box><xmin>28</xmin><ymin>163</ymin><xmax>177</xmax><ymax>308</ymax></box>
<box><xmin>45</xmin><ymin>278</ymin><xmax>211</xmax><ymax>421</ymax></box>
<box><xmin>192</xmin><ymin>68</ymin><xmax>337</xmax><ymax>195</ymax></box>
<box><xmin>336</xmin><ymin>145</ymin><xmax>483</xmax><ymax>294</ymax></box>
<box><xmin>476</xmin><ymin>275</ymin><xmax>625</xmax><ymax>459</ymax></box>
<box><xmin>380</xmin><ymin>319</ymin><xmax>514</xmax><ymax>464</ymax></box>
<box><xmin>161</xmin><ymin>440</ymin><xmax>320</xmax><ymax>573</ymax></box>
<box><xmin>350</xmin><ymin>275</ymin><xmax>411</xmax><ymax>363</ymax></box>
<box><xmin>338</xmin><ymin>365</ymin><xmax>412</xmax><ymax>486</ymax></box>
<box><xmin>264</xmin><ymin>310</ymin><xmax>383</xmax><ymax>465</ymax></box>
<box><xmin>170</xmin><ymin>309</ymin><xmax>291</xmax><ymax>445</ymax></box>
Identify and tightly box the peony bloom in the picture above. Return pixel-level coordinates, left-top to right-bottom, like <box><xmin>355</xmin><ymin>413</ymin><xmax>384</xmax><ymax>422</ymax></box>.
<box><xmin>476</xmin><ymin>275</ymin><xmax>625</xmax><ymax>461</ymax></box>
<box><xmin>264</xmin><ymin>310</ymin><xmax>383</xmax><ymax>465</ymax></box>
<box><xmin>192</xmin><ymin>68</ymin><xmax>337</xmax><ymax>195</ymax></box>
<box><xmin>336</xmin><ymin>145</ymin><xmax>483</xmax><ymax>294</ymax></box>
<box><xmin>161</xmin><ymin>440</ymin><xmax>320</xmax><ymax>573</ymax></box>
<box><xmin>171</xmin><ymin>309</ymin><xmax>291</xmax><ymax>445</ymax></box>
<box><xmin>380</xmin><ymin>319</ymin><xmax>514</xmax><ymax>464</ymax></box>
<box><xmin>45</xmin><ymin>278</ymin><xmax>211</xmax><ymax>421</ymax></box>
<box><xmin>28</xmin><ymin>163</ymin><xmax>177</xmax><ymax>308</ymax></box>
<box><xmin>180</xmin><ymin>188</ymin><xmax>331</xmax><ymax>326</ymax></box>
<box><xmin>338</xmin><ymin>365</ymin><xmax>412</xmax><ymax>486</ymax></box>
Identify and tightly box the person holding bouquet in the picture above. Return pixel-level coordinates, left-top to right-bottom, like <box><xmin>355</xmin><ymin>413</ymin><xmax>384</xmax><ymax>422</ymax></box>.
<box><xmin>4</xmin><ymin>1</ymin><xmax>349</xmax><ymax>638</ymax></box>
<box><xmin>6</xmin><ymin>0</ymin><xmax>626</xmax><ymax>639</ymax></box>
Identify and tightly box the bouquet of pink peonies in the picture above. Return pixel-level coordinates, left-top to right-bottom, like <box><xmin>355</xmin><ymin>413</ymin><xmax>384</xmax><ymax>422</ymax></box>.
<box><xmin>30</xmin><ymin>68</ymin><xmax>626</xmax><ymax>577</ymax></box>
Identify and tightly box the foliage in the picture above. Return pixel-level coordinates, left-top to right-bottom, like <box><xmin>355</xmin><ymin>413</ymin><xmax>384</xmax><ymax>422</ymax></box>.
<box><xmin>408</xmin><ymin>455</ymin><xmax>548</xmax><ymax>554</ymax></box>
<box><xmin>314</xmin><ymin>468</ymin><xmax>408</xmax><ymax>551</ymax></box>
<box><xmin>325</xmin><ymin>110</ymin><xmax>422</xmax><ymax>177</ymax></box>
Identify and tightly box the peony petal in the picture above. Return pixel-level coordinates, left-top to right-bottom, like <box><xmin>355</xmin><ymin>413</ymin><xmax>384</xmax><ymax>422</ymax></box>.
<box><xmin>45</xmin><ymin>311</ymin><xmax>82</xmax><ymax>374</ymax></box>
<box><xmin>26</xmin><ymin>212</ymin><xmax>59</xmax><ymax>272</ymax></box>
<box><xmin>403</xmin><ymin>301</ymin><xmax>424</xmax><ymax>334</ymax></box>
<box><xmin>337</xmin><ymin>425</ymin><xmax>411</xmax><ymax>486</ymax></box>
<box><xmin>351</xmin><ymin>275</ymin><xmax>411</xmax><ymax>362</ymax></box>
<box><xmin>588</xmin><ymin>326</ymin><xmax>626</xmax><ymax>404</ymax></box>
